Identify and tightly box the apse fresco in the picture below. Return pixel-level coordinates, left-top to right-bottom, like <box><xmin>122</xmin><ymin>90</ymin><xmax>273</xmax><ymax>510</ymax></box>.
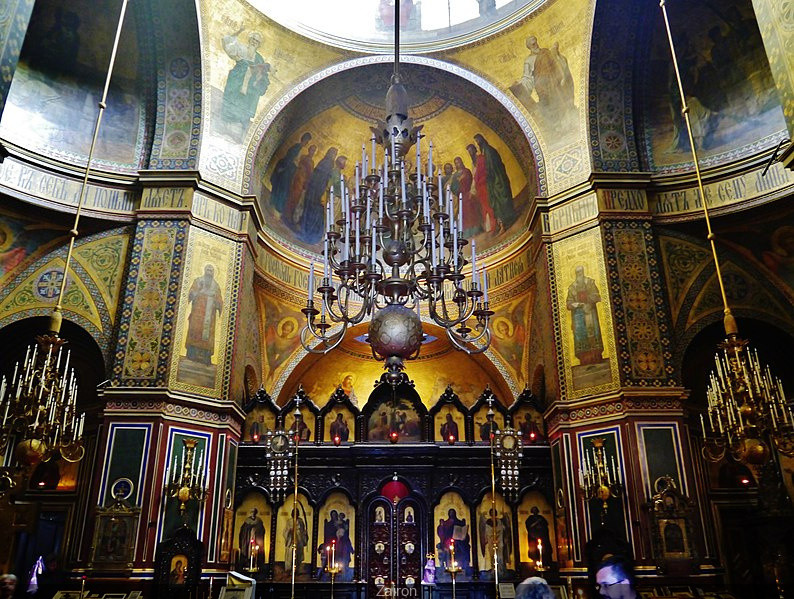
<box><xmin>643</xmin><ymin>0</ymin><xmax>786</xmax><ymax>171</ymax></box>
<box><xmin>0</xmin><ymin>0</ymin><xmax>145</xmax><ymax>170</ymax></box>
<box><xmin>252</xmin><ymin>63</ymin><xmax>535</xmax><ymax>255</ymax></box>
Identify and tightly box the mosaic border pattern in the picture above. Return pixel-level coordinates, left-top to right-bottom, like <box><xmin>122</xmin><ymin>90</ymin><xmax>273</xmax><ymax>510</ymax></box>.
<box><xmin>113</xmin><ymin>219</ymin><xmax>188</xmax><ymax>386</ymax></box>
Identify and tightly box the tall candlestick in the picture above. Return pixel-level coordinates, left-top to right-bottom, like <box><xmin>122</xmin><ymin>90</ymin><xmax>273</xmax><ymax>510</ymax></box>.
<box><xmin>428</xmin><ymin>141</ymin><xmax>433</xmax><ymax>176</ymax></box>
<box><xmin>371</xmin><ymin>137</ymin><xmax>377</xmax><ymax>173</ymax></box>
<box><xmin>308</xmin><ymin>262</ymin><xmax>315</xmax><ymax>300</ymax></box>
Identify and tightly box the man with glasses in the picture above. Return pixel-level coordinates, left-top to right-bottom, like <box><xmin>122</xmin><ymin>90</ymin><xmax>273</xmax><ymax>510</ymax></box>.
<box><xmin>594</xmin><ymin>555</ymin><xmax>636</xmax><ymax>599</ymax></box>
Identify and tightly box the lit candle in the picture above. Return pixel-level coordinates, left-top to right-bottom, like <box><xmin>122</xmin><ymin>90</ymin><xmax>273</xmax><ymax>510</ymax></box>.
<box><xmin>332</xmin><ymin>539</ymin><xmax>336</xmax><ymax>567</ymax></box>
<box><xmin>537</xmin><ymin>540</ymin><xmax>543</xmax><ymax>569</ymax></box>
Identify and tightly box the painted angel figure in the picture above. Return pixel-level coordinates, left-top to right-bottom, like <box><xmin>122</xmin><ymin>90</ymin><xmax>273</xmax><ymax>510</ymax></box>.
<box><xmin>478</xmin><ymin>507</ymin><xmax>512</xmax><ymax>573</ymax></box>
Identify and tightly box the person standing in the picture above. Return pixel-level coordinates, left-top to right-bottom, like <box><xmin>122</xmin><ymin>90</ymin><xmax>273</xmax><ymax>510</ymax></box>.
<box><xmin>284</xmin><ymin>144</ymin><xmax>317</xmax><ymax>225</ymax></box>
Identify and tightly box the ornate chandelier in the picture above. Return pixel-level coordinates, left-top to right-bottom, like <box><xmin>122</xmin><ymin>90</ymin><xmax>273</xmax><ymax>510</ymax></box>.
<box><xmin>0</xmin><ymin>335</ymin><xmax>85</xmax><ymax>468</ymax></box>
<box><xmin>660</xmin><ymin>0</ymin><xmax>794</xmax><ymax>469</ymax></box>
<box><xmin>165</xmin><ymin>437</ymin><xmax>209</xmax><ymax>516</ymax></box>
<box><xmin>300</xmin><ymin>2</ymin><xmax>492</xmax><ymax>386</ymax></box>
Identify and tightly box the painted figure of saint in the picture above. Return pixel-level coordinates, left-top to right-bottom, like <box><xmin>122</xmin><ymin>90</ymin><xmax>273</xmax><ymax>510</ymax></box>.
<box><xmin>186</xmin><ymin>264</ymin><xmax>223</xmax><ymax>365</ymax></box>
<box><xmin>511</xmin><ymin>36</ymin><xmax>575</xmax><ymax>132</ymax></box>
<box><xmin>221</xmin><ymin>28</ymin><xmax>271</xmax><ymax>140</ymax></box>
<box><xmin>525</xmin><ymin>506</ymin><xmax>552</xmax><ymax>564</ymax></box>
<box><xmin>440</xmin><ymin>413</ymin><xmax>459</xmax><ymax>441</ymax></box>
<box><xmin>284</xmin><ymin>507</ymin><xmax>309</xmax><ymax>572</ymax></box>
<box><xmin>474</xmin><ymin>134</ymin><xmax>515</xmax><ymax>234</ymax></box>
<box><xmin>169</xmin><ymin>559</ymin><xmax>186</xmax><ymax>585</ymax></box>
<box><xmin>451</xmin><ymin>156</ymin><xmax>481</xmax><ymax>237</ymax></box>
<box><xmin>467</xmin><ymin>143</ymin><xmax>496</xmax><ymax>234</ymax></box>
<box><xmin>239</xmin><ymin>507</ymin><xmax>266</xmax><ymax>568</ymax></box>
<box><xmin>437</xmin><ymin>508</ymin><xmax>470</xmax><ymax>570</ymax></box>
<box><xmin>329</xmin><ymin>413</ymin><xmax>350</xmax><ymax>442</ymax></box>
<box><xmin>270</xmin><ymin>132</ymin><xmax>312</xmax><ymax>215</ymax></box>
<box><xmin>284</xmin><ymin>144</ymin><xmax>317</xmax><ymax>225</ymax></box>
<box><xmin>565</xmin><ymin>266</ymin><xmax>604</xmax><ymax>365</ymax></box>
<box><xmin>479</xmin><ymin>507</ymin><xmax>512</xmax><ymax>573</ymax></box>
<box><xmin>299</xmin><ymin>148</ymin><xmax>338</xmax><ymax>244</ymax></box>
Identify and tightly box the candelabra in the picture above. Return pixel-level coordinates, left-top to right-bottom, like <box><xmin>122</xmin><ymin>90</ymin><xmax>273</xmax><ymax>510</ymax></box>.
<box><xmin>325</xmin><ymin>540</ymin><xmax>341</xmax><ymax>599</ymax></box>
<box><xmin>165</xmin><ymin>438</ymin><xmax>208</xmax><ymax>516</ymax></box>
<box><xmin>0</xmin><ymin>334</ymin><xmax>85</xmax><ymax>474</ymax></box>
<box><xmin>486</xmin><ymin>401</ymin><xmax>501</xmax><ymax>599</ymax></box>
<box><xmin>660</xmin><ymin>0</ymin><xmax>794</xmax><ymax>473</ymax></box>
<box><xmin>699</xmin><ymin>338</ymin><xmax>794</xmax><ymax>465</ymax></box>
<box><xmin>300</xmin><ymin>0</ymin><xmax>492</xmax><ymax>388</ymax></box>
<box><xmin>579</xmin><ymin>437</ymin><xmax>623</xmax><ymax>526</ymax></box>
<box><xmin>445</xmin><ymin>541</ymin><xmax>462</xmax><ymax>599</ymax></box>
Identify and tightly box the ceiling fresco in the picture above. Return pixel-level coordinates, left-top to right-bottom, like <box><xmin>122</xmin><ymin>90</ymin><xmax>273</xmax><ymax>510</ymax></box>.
<box><xmin>639</xmin><ymin>0</ymin><xmax>787</xmax><ymax>173</ymax></box>
<box><xmin>250</xmin><ymin>62</ymin><xmax>537</xmax><ymax>256</ymax></box>
<box><xmin>247</xmin><ymin>0</ymin><xmax>550</xmax><ymax>52</ymax></box>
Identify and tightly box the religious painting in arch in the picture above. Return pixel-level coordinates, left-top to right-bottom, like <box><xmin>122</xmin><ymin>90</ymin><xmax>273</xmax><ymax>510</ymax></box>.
<box><xmin>283</xmin><ymin>404</ymin><xmax>316</xmax><ymax>443</ymax></box>
<box><xmin>274</xmin><ymin>493</ymin><xmax>314</xmax><ymax>581</ymax></box>
<box><xmin>0</xmin><ymin>211</ymin><xmax>66</xmax><ymax>289</ymax></box>
<box><xmin>172</xmin><ymin>229</ymin><xmax>236</xmax><ymax>395</ymax></box>
<box><xmin>249</xmin><ymin>63</ymin><xmax>534</xmax><ymax>255</ymax></box>
<box><xmin>643</xmin><ymin>0</ymin><xmax>786</xmax><ymax>172</ymax></box>
<box><xmin>476</xmin><ymin>492</ymin><xmax>515</xmax><ymax>576</ymax></box>
<box><xmin>242</xmin><ymin>406</ymin><xmax>277</xmax><ymax>443</ymax></box>
<box><xmin>552</xmin><ymin>227</ymin><xmax>619</xmax><ymax>398</ymax></box>
<box><xmin>0</xmin><ymin>0</ymin><xmax>146</xmax><ymax>169</ymax></box>
<box><xmin>323</xmin><ymin>406</ymin><xmax>355</xmax><ymax>444</ymax></box>
<box><xmin>233</xmin><ymin>491</ymin><xmax>272</xmax><ymax>573</ymax></box>
<box><xmin>517</xmin><ymin>491</ymin><xmax>555</xmax><ymax>574</ymax></box>
<box><xmin>472</xmin><ymin>405</ymin><xmax>504</xmax><ymax>443</ymax></box>
<box><xmin>433</xmin><ymin>491</ymin><xmax>473</xmax><ymax>581</ymax></box>
<box><xmin>513</xmin><ymin>405</ymin><xmax>545</xmax><ymax>444</ymax></box>
<box><xmin>434</xmin><ymin>404</ymin><xmax>467</xmax><ymax>443</ymax></box>
<box><xmin>316</xmin><ymin>492</ymin><xmax>356</xmax><ymax>582</ymax></box>
<box><xmin>260</xmin><ymin>291</ymin><xmax>304</xmax><ymax>389</ymax></box>
<box><xmin>366</xmin><ymin>385</ymin><xmax>423</xmax><ymax>442</ymax></box>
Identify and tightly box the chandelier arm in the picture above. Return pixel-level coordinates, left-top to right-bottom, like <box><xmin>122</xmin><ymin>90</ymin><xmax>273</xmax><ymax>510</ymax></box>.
<box><xmin>300</xmin><ymin>321</ymin><xmax>347</xmax><ymax>355</ymax></box>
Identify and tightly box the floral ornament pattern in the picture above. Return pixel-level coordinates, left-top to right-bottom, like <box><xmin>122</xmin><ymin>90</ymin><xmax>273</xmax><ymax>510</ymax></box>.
<box><xmin>120</xmin><ymin>222</ymin><xmax>184</xmax><ymax>382</ymax></box>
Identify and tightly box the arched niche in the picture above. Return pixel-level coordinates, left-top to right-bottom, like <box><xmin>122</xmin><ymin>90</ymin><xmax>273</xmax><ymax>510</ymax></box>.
<box><xmin>247</xmin><ymin>59</ymin><xmax>542</xmax><ymax>257</ymax></box>
<box><xmin>362</xmin><ymin>382</ymin><xmax>428</xmax><ymax>442</ymax></box>
<box><xmin>277</xmin><ymin>322</ymin><xmax>515</xmax><ymax>409</ymax></box>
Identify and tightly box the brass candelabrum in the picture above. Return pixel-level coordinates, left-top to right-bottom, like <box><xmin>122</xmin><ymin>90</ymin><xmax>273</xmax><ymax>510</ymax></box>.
<box><xmin>165</xmin><ymin>438</ymin><xmax>208</xmax><ymax>517</ymax></box>
<box><xmin>699</xmin><ymin>336</ymin><xmax>794</xmax><ymax>470</ymax></box>
<box><xmin>325</xmin><ymin>540</ymin><xmax>341</xmax><ymax>599</ymax></box>
<box><xmin>579</xmin><ymin>437</ymin><xmax>623</xmax><ymax>526</ymax></box>
<box><xmin>445</xmin><ymin>541</ymin><xmax>463</xmax><ymax>599</ymax></box>
<box><xmin>0</xmin><ymin>334</ymin><xmax>85</xmax><ymax>467</ymax></box>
